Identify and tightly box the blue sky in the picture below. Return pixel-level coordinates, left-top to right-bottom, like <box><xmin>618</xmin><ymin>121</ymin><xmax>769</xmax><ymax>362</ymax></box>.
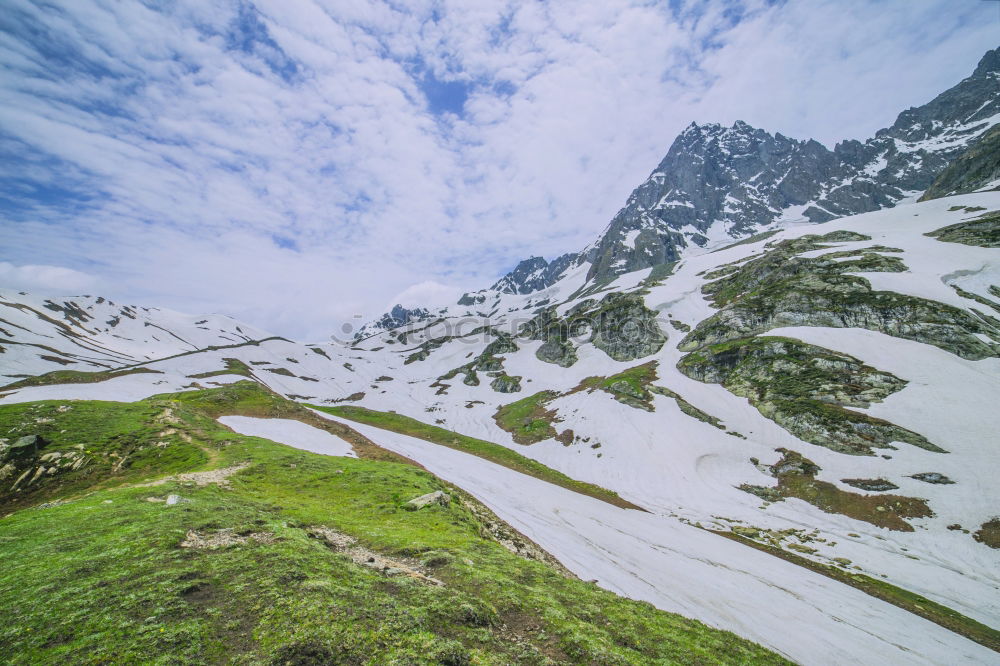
<box><xmin>0</xmin><ymin>0</ymin><xmax>996</xmax><ymax>339</ymax></box>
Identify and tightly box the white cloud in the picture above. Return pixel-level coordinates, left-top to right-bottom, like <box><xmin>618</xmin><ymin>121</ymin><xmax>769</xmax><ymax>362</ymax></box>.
<box><xmin>388</xmin><ymin>280</ymin><xmax>465</xmax><ymax>311</ymax></box>
<box><xmin>0</xmin><ymin>0</ymin><xmax>996</xmax><ymax>340</ymax></box>
<box><xmin>0</xmin><ymin>262</ymin><xmax>100</xmax><ymax>293</ymax></box>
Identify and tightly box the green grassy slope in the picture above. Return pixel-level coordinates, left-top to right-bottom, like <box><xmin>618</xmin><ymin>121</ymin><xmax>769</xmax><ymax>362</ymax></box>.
<box><xmin>0</xmin><ymin>383</ymin><xmax>787</xmax><ymax>665</ymax></box>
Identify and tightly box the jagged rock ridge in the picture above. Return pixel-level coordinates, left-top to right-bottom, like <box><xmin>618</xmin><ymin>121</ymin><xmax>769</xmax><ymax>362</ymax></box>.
<box><xmin>354</xmin><ymin>304</ymin><xmax>433</xmax><ymax>339</ymax></box>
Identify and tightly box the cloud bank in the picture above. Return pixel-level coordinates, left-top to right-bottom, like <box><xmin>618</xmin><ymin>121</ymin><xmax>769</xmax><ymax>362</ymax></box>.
<box><xmin>0</xmin><ymin>0</ymin><xmax>995</xmax><ymax>339</ymax></box>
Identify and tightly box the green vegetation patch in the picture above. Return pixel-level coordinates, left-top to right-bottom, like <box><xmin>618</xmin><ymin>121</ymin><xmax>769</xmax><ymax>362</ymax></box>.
<box><xmin>491</xmin><ymin>361</ymin><xmax>726</xmax><ymax>436</ymax></box>
<box><xmin>678</xmin><ymin>336</ymin><xmax>940</xmax><ymax>455</ymax></box>
<box><xmin>925</xmin><ymin>212</ymin><xmax>1000</xmax><ymax>247</ymax></box>
<box><xmin>973</xmin><ymin>517</ymin><xmax>1000</xmax><ymax>549</ymax></box>
<box><xmin>0</xmin><ymin>400</ymin><xmax>205</xmax><ymax>512</ymax></box>
<box><xmin>584</xmin><ymin>361</ymin><xmax>725</xmax><ymax>427</ymax></box>
<box><xmin>741</xmin><ymin>449</ymin><xmax>932</xmax><ymax>532</ymax></box>
<box><xmin>187</xmin><ymin>357</ymin><xmax>253</xmax><ymax>379</ymax></box>
<box><xmin>0</xmin><ymin>389</ymin><xmax>785</xmax><ymax>665</ymax></box>
<box><xmin>492</xmin><ymin>390</ymin><xmax>563</xmax><ymax>445</ymax></box>
<box><xmin>0</xmin><ymin>367</ymin><xmax>163</xmax><ymax>392</ymax></box>
<box><xmin>315</xmin><ymin>404</ymin><xmax>642</xmax><ymax>512</ymax></box>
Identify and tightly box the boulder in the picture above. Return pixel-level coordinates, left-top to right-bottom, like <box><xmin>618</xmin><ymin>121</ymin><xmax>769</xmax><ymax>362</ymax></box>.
<box><xmin>490</xmin><ymin>375</ymin><xmax>522</xmax><ymax>393</ymax></box>
<box><xmin>910</xmin><ymin>472</ymin><xmax>955</xmax><ymax>485</ymax></box>
<box><xmin>9</xmin><ymin>435</ymin><xmax>46</xmax><ymax>457</ymax></box>
<box><xmin>404</xmin><ymin>490</ymin><xmax>451</xmax><ymax>510</ymax></box>
<box><xmin>536</xmin><ymin>339</ymin><xmax>578</xmax><ymax>367</ymax></box>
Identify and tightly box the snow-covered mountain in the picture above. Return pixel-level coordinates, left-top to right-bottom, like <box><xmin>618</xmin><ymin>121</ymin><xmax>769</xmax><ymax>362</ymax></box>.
<box><xmin>0</xmin><ymin>290</ymin><xmax>278</xmax><ymax>381</ymax></box>
<box><xmin>352</xmin><ymin>303</ymin><xmax>437</xmax><ymax>341</ymax></box>
<box><xmin>434</xmin><ymin>46</ymin><xmax>1000</xmax><ymax>319</ymax></box>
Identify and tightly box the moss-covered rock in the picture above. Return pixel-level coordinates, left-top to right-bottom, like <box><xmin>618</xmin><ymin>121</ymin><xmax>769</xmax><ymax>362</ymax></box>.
<box><xmin>521</xmin><ymin>292</ymin><xmax>666</xmax><ymax>362</ymax></box>
<box><xmin>536</xmin><ymin>338</ymin><xmax>579</xmax><ymax>367</ymax></box>
<box><xmin>681</xmin><ymin>234</ymin><xmax>1000</xmax><ymax>360</ymax></box>
<box><xmin>678</xmin><ymin>336</ymin><xmax>941</xmax><ymax>455</ymax></box>
<box><xmin>841</xmin><ymin>478</ymin><xmax>900</xmax><ymax>492</ymax></box>
<box><xmin>925</xmin><ymin>211</ymin><xmax>1000</xmax><ymax>248</ymax></box>
<box><xmin>490</xmin><ymin>374</ymin><xmax>522</xmax><ymax>394</ymax></box>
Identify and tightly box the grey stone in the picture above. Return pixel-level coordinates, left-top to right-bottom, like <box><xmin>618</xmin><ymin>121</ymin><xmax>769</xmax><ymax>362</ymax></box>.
<box><xmin>490</xmin><ymin>375</ymin><xmax>522</xmax><ymax>393</ymax></box>
<box><xmin>404</xmin><ymin>490</ymin><xmax>451</xmax><ymax>510</ymax></box>
<box><xmin>910</xmin><ymin>472</ymin><xmax>955</xmax><ymax>485</ymax></box>
<box><xmin>10</xmin><ymin>435</ymin><xmax>46</xmax><ymax>456</ymax></box>
<box><xmin>535</xmin><ymin>339</ymin><xmax>578</xmax><ymax>367</ymax></box>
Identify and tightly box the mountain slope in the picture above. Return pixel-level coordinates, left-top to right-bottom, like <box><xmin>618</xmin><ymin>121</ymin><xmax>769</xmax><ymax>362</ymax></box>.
<box><xmin>338</xmin><ymin>193</ymin><xmax>1000</xmax><ymax>655</ymax></box>
<box><xmin>921</xmin><ymin>123</ymin><xmax>1000</xmax><ymax>200</ymax></box>
<box><xmin>0</xmin><ymin>291</ymin><xmax>277</xmax><ymax>381</ymax></box>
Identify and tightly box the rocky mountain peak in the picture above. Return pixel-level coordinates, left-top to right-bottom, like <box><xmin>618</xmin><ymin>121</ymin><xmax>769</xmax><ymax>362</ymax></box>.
<box><xmin>354</xmin><ymin>303</ymin><xmax>433</xmax><ymax>339</ymax></box>
<box><xmin>973</xmin><ymin>47</ymin><xmax>1000</xmax><ymax>79</ymax></box>
<box><xmin>489</xmin><ymin>252</ymin><xmax>581</xmax><ymax>295</ymax></box>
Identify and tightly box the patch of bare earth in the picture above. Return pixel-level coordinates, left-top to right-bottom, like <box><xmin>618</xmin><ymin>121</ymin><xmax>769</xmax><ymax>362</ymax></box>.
<box><xmin>306</xmin><ymin>525</ymin><xmax>444</xmax><ymax>587</ymax></box>
<box><xmin>136</xmin><ymin>462</ymin><xmax>250</xmax><ymax>489</ymax></box>
<box><xmin>181</xmin><ymin>528</ymin><xmax>275</xmax><ymax>549</ymax></box>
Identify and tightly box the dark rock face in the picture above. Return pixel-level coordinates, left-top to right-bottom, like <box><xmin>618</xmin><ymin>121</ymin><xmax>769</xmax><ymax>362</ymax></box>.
<box><xmin>585</xmin><ymin>122</ymin><xmax>849</xmax><ymax>283</ymax></box>
<box><xmin>382</xmin><ymin>304</ymin><xmax>431</xmax><ymax>330</ymax></box>
<box><xmin>910</xmin><ymin>472</ymin><xmax>956</xmax><ymax>485</ymax></box>
<box><xmin>921</xmin><ymin>123</ymin><xmax>1000</xmax><ymax>200</ymax></box>
<box><xmin>357</xmin><ymin>304</ymin><xmax>433</xmax><ymax>338</ymax></box>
